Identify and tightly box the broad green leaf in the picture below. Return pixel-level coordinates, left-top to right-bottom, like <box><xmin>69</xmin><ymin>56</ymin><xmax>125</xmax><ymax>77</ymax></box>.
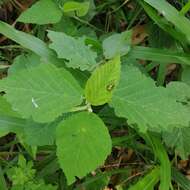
<box><xmin>63</xmin><ymin>1</ymin><xmax>90</xmax><ymax>17</ymax></box>
<box><xmin>143</xmin><ymin>0</ymin><xmax>190</xmax><ymax>44</ymax></box>
<box><xmin>128</xmin><ymin>167</ymin><xmax>160</xmax><ymax>190</ymax></box>
<box><xmin>24</xmin><ymin>119</ymin><xmax>60</xmax><ymax>146</ymax></box>
<box><xmin>52</xmin><ymin>16</ymin><xmax>78</xmax><ymax>35</ymax></box>
<box><xmin>0</xmin><ymin>64</ymin><xmax>83</xmax><ymax>123</ymax></box>
<box><xmin>103</xmin><ymin>31</ymin><xmax>132</xmax><ymax>59</ymax></box>
<box><xmin>163</xmin><ymin>127</ymin><xmax>190</xmax><ymax>159</ymax></box>
<box><xmin>110</xmin><ymin>64</ymin><xmax>190</xmax><ymax>132</ymax></box>
<box><xmin>56</xmin><ymin>112</ymin><xmax>112</xmax><ymax>184</ymax></box>
<box><xmin>0</xmin><ymin>21</ymin><xmax>90</xmax><ymax>89</ymax></box>
<box><xmin>0</xmin><ymin>96</ymin><xmax>20</xmax><ymax>117</ymax></box>
<box><xmin>0</xmin><ymin>21</ymin><xmax>55</xmax><ymax>60</ymax></box>
<box><xmin>166</xmin><ymin>82</ymin><xmax>190</xmax><ymax>103</ymax></box>
<box><xmin>8</xmin><ymin>53</ymin><xmax>41</xmax><ymax>76</ymax></box>
<box><xmin>0</xmin><ymin>115</ymin><xmax>25</xmax><ymax>137</ymax></box>
<box><xmin>48</xmin><ymin>31</ymin><xmax>97</xmax><ymax>71</ymax></box>
<box><xmin>129</xmin><ymin>46</ymin><xmax>190</xmax><ymax>65</ymax></box>
<box><xmin>17</xmin><ymin>0</ymin><xmax>62</xmax><ymax>24</ymax></box>
<box><xmin>85</xmin><ymin>56</ymin><xmax>120</xmax><ymax>106</ymax></box>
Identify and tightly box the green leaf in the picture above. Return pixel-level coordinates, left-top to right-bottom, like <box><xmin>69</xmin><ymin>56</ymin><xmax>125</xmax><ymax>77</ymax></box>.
<box><xmin>0</xmin><ymin>21</ymin><xmax>55</xmax><ymax>60</ymax></box>
<box><xmin>172</xmin><ymin>167</ymin><xmax>190</xmax><ymax>190</ymax></box>
<box><xmin>7</xmin><ymin>155</ymin><xmax>35</xmax><ymax>186</ymax></box>
<box><xmin>85</xmin><ymin>56</ymin><xmax>120</xmax><ymax>106</ymax></box>
<box><xmin>110</xmin><ymin>64</ymin><xmax>190</xmax><ymax>132</ymax></box>
<box><xmin>182</xmin><ymin>66</ymin><xmax>190</xmax><ymax>86</ymax></box>
<box><xmin>129</xmin><ymin>46</ymin><xmax>190</xmax><ymax>65</ymax></box>
<box><xmin>0</xmin><ymin>96</ymin><xmax>20</xmax><ymax>117</ymax></box>
<box><xmin>48</xmin><ymin>31</ymin><xmax>97</xmax><ymax>71</ymax></box>
<box><xmin>17</xmin><ymin>0</ymin><xmax>62</xmax><ymax>24</ymax></box>
<box><xmin>128</xmin><ymin>167</ymin><xmax>160</xmax><ymax>190</ymax></box>
<box><xmin>166</xmin><ymin>82</ymin><xmax>190</xmax><ymax>103</ymax></box>
<box><xmin>0</xmin><ymin>64</ymin><xmax>83</xmax><ymax>123</ymax></box>
<box><xmin>103</xmin><ymin>31</ymin><xmax>132</xmax><ymax>59</ymax></box>
<box><xmin>24</xmin><ymin>119</ymin><xmax>60</xmax><ymax>146</ymax></box>
<box><xmin>0</xmin><ymin>115</ymin><xmax>25</xmax><ymax>137</ymax></box>
<box><xmin>56</xmin><ymin>112</ymin><xmax>112</xmax><ymax>184</ymax></box>
<box><xmin>143</xmin><ymin>0</ymin><xmax>190</xmax><ymax>44</ymax></box>
<box><xmin>180</xmin><ymin>1</ymin><xmax>190</xmax><ymax>15</ymax></box>
<box><xmin>0</xmin><ymin>166</ymin><xmax>8</xmax><ymax>190</ymax></box>
<box><xmin>148</xmin><ymin>135</ymin><xmax>171</xmax><ymax>190</ymax></box>
<box><xmin>163</xmin><ymin>127</ymin><xmax>190</xmax><ymax>159</ymax></box>
<box><xmin>63</xmin><ymin>1</ymin><xmax>90</xmax><ymax>17</ymax></box>
<box><xmin>139</xmin><ymin>1</ymin><xmax>188</xmax><ymax>46</ymax></box>
<box><xmin>8</xmin><ymin>53</ymin><xmax>41</xmax><ymax>76</ymax></box>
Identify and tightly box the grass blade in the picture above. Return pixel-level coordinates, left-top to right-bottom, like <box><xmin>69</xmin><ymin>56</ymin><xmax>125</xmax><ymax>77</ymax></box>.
<box><xmin>0</xmin><ymin>21</ymin><xmax>55</xmax><ymax>60</ymax></box>
<box><xmin>180</xmin><ymin>0</ymin><xmax>190</xmax><ymax>15</ymax></box>
<box><xmin>149</xmin><ymin>135</ymin><xmax>171</xmax><ymax>190</ymax></box>
<box><xmin>157</xmin><ymin>63</ymin><xmax>167</xmax><ymax>86</ymax></box>
<box><xmin>143</xmin><ymin>134</ymin><xmax>171</xmax><ymax>190</ymax></box>
<box><xmin>139</xmin><ymin>1</ymin><xmax>188</xmax><ymax>46</ymax></box>
<box><xmin>172</xmin><ymin>167</ymin><xmax>190</xmax><ymax>190</ymax></box>
<box><xmin>0</xmin><ymin>166</ymin><xmax>7</xmax><ymax>190</ymax></box>
<box><xmin>143</xmin><ymin>0</ymin><xmax>190</xmax><ymax>44</ymax></box>
<box><xmin>129</xmin><ymin>46</ymin><xmax>190</xmax><ymax>65</ymax></box>
<box><xmin>128</xmin><ymin>167</ymin><xmax>160</xmax><ymax>190</ymax></box>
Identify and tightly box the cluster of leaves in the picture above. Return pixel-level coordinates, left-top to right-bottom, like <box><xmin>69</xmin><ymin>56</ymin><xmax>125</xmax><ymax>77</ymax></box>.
<box><xmin>1</xmin><ymin>0</ymin><xmax>190</xmax><ymax>189</ymax></box>
<box><xmin>7</xmin><ymin>155</ymin><xmax>57</xmax><ymax>190</ymax></box>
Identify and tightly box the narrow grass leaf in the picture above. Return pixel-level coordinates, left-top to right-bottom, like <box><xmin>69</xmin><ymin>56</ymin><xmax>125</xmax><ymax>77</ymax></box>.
<box><xmin>128</xmin><ymin>167</ymin><xmax>160</xmax><ymax>190</ymax></box>
<box><xmin>144</xmin><ymin>0</ymin><xmax>190</xmax><ymax>44</ymax></box>
<box><xmin>148</xmin><ymin>135</ymin><xmax>171</xmax><ymax>190</ymax></box>
<box><xmin>129</xmin><ymin>46</ymin><xmax>190</xmax><ymax>65</ymax></box>
<box><xmin>0</xmin><ymin>166</ymin><xmax>7</xmax><ymax>190</ymax></box>
<box><xmin>0</xmin><ymin>21</ymin><xmax>55</xmax><ymax>61</ymax></box>
<box><xmin>172</xmin><ymin>167</ymin><xmax>190</xmax><ymax>190</ymax></box>
<box><xmin>139</xmin><ymin>1</ymin><xmax>188</xmax><ymax>46</ymax></box>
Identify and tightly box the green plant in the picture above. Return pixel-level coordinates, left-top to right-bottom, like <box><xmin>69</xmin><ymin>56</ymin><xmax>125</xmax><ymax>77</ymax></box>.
<box><xmin>7</xmin><ymin>155</ymin><xmax>57</xmax><ymax>190</ymax></box>
<box><xmin>1</xmin><ymin>0</ymin><xmax>190</xmax><ymax>189</ymax></box>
